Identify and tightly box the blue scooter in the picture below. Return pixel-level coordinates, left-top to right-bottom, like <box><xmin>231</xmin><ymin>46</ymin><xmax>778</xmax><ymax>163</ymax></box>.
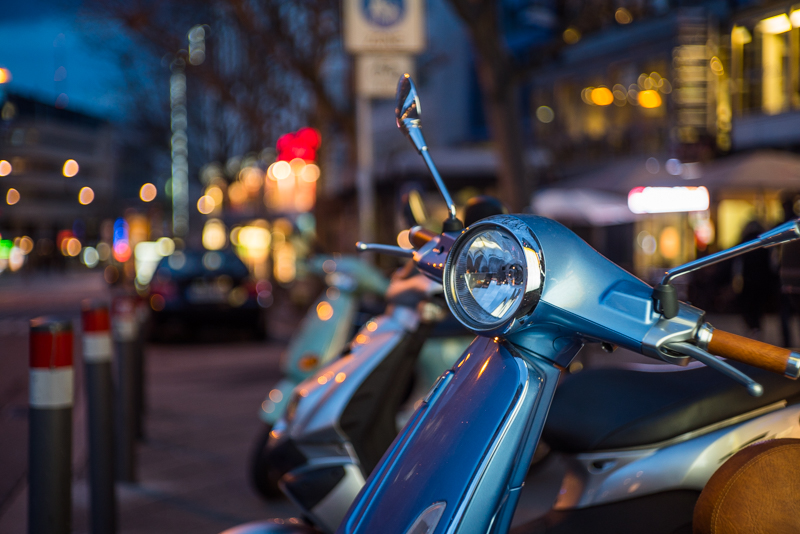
<box><xmin>227</xmin><ymin>77</ymin><xmax>800</xmax><ymax>533</ymax></box>
<box><xmin>334</xmin><ymin>76</ymin><xmax>800</xmax><ymax>534</ymax></box>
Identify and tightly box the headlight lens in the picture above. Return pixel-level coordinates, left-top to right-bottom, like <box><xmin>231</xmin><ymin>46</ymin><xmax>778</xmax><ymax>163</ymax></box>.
<box><xmin>446</xmin><ymin>223</ymin><xmax>542</xmax><ymax>332</ymax></box>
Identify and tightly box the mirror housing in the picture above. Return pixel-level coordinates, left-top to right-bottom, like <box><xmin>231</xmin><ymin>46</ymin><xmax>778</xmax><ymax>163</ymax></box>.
<box><xmin>395</xmin><ymin>74</ymin><xmax>427</xmax><ymax>154</ymax></box>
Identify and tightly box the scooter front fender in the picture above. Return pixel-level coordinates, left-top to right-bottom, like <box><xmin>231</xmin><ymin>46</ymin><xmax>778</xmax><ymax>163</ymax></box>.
<box><xmin>339</xmin><ymin>337</ymin><xmax>560</xmax><ymax>534</ymax></box>
<box><xmin>282</xmin><ymin>293</ymin><xmax>358</xmax><ymax>382</ymax></box>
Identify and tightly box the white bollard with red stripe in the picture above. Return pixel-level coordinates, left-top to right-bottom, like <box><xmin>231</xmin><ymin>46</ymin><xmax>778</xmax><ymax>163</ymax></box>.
<box><xmin>82</xmin><ymin>302</ymin><xmax>117</xmax><ymax>534</ymax></box>
<box><xmin>28</xmin><ymin>317</ymin><xmax>73</xmax><ymax>534</ymax></box>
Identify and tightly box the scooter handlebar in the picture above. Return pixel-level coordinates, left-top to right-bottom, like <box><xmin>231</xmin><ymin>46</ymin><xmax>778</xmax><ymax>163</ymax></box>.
<box><xmin>409</xmin><ymin>226</ymin><xmax>437</xmax><ymax>249</ymax></box>
<box><xmin>706</xmin><ymin>329</ymin><xmax>800</xmax><ymax>379</ymax></box>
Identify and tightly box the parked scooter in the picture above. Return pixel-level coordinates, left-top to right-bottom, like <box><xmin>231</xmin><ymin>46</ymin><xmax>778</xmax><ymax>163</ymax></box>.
<box><xmin>257</xmin><ymin>261</ymin><xmax>471</xmax><ymax>527</ymax></box>
<box><xmin>226</xmin><ymin>77</ymin><xmax>800</xmax><ymax>534</ymax></box>
<box><xmin>250</xmin><ymin>195</ymin><xmax>509</xmax><ymax>513</ymax></box>
<box><xmin>251</xmin><ymin>255</ymin><xmax>388</xmax><ymax>498</ymax></box>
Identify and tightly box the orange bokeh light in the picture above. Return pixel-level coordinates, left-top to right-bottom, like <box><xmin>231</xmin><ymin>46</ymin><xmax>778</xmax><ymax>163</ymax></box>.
<box><xmin>78</xmin><ymin>187</ymin><xmax>94</xmax><ymax>205</ymax></box>
<box><xmin>316</xmin><ymin>301</ymin><xmax>333</xmax><ymax>321</ymax></box>
<box><xmin>591</xmin><ymin>87</ymin><xmax>614</xmax><ymax>106</ymax></box>
<box><xmin>63</xmin><ymin>159</ymin><xmax>79</xmax><ymax>177</ymax></box>
<box><xmin>140</xmin><ymin>183</ymin><xmax>157</xmax><ymax>202</ymax></box>
<box><xmin>638</xmin><ymin>90</ymin><xmax>662</xmax><ymax>108</ymax></box>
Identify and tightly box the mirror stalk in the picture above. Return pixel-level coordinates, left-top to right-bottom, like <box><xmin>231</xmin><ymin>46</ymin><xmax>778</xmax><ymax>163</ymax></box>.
<box><xmin>420</xmin><ymin>149</ymin><xmax>458</xmax><ymax>222</ymax></box>
<box><xmin>396</xmin><ymin>74</ymin><xmax>462</xmax><ymax>230</ymax></box>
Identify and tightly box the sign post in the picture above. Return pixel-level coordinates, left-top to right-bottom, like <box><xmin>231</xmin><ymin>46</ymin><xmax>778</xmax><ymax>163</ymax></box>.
<box><xmin>343</xmin><ymin>0</ymin><xmax>425</xmax><ymax>252</ymax></box>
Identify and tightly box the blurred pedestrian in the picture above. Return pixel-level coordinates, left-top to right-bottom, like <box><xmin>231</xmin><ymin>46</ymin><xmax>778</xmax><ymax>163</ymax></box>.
<box><xmin>780</xmin><ymin>193</ymin><xmax>800</xmax><ymax>347</ymax></box>
<box><xmin>734</xmin><ymin>220</ymin><xmax>779</xmax><ymax>337</ymax></box>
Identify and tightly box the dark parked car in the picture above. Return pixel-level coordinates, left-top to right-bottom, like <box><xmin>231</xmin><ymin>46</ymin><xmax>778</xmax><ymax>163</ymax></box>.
<box><xmin>147</xmin><ymin>248</ymin><xmax>266</xmax><ymax>340</ymax></box>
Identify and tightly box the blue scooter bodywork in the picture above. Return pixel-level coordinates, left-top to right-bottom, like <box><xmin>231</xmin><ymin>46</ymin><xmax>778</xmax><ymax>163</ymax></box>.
<box><xmin>341</xmin><ymin>337</ymin><xmax>562</xmax><ymax>534</ymax></box>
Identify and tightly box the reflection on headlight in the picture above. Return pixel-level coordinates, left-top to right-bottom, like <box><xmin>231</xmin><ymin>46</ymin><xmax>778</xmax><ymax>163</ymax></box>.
<box><xmin>446</xmin><ymin>222</ymin><xmax>544</xmax><ymax>333</ymax></box>
<box><xmin>455</xmin><ymin>229</ymin><xmax>526</xmax><ymax>326</ymax></box>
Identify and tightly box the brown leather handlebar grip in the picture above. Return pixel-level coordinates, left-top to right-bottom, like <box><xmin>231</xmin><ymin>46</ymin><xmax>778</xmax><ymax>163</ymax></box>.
<box><xmin>707</xmin><ymin>329</ymin><xmax>798</xmax><ymax>378</ymax></box>
<box><xmin>409</xmin><ymin>227</ymin><xmax>437</xmax><ymax>249</ymax></box>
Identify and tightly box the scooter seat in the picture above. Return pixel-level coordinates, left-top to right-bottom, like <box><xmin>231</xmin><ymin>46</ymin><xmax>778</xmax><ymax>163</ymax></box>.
<box><xmin>543</xmin><ymin>361</ymin><xmax>800</xmax><ymax>453</ymax></box>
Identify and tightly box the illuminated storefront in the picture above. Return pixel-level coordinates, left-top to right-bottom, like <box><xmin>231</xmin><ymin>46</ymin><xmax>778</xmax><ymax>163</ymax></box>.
<box><xmin>730</xmin><ymin>4</ymin><xmax>800</xmax><ymax>149</ymax></box>
<box><xmin>531</xmin><ymin>11</ymin><xmax>725</xmax><ymax>173</ymax></box>
<box><xmin>731</xmin><ymin>9</ymin><xmax>800</xmax><ymax>117</ymax></box>
<box><xmin>535</xmin><ymin>150</ymin><xmax>800</xmax><ymax>283</ymax></box>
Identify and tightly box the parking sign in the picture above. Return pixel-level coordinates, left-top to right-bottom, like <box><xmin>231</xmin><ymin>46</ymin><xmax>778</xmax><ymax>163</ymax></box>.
<box><xmin>343</xmin><ymin>0</ymin><xmax>425</xmax><ymax>53</ymax></box>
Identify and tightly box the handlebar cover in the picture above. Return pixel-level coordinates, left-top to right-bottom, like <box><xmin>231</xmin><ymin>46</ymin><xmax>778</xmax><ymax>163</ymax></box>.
<box><xmin>409</xmin><ymin>226</ymin><xmax>437</xmax><ymax>249</ymax></box>
<box><xmin>707</xmin><ymin>330</ymin><xmax>800</xmax><ymax>379</ymax></box>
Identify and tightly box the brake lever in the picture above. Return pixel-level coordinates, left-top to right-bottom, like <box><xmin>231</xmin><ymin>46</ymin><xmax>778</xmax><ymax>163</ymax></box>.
<box><xmin>665</xmin><ymin>342</ymin><xmax>763</xmax><ymax>397</ymax></box>
<box><xmin>356</xmin><ymin>242</ymin><xmax>414</xmax><ymax>258</ymax></box>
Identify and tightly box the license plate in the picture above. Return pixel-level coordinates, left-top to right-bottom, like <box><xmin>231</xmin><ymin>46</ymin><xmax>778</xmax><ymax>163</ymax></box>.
<box><xmin>186</xmin><ymin>282</ymin><xmax>228</xmax><ymax>304</ymax></box>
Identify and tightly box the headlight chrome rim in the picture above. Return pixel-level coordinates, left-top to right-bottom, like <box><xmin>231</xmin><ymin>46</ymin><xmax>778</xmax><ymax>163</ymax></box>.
<box><xmin>443</xmin><ymin>217</ymin><xmax>544</xmax><ymax>335</ymax></box>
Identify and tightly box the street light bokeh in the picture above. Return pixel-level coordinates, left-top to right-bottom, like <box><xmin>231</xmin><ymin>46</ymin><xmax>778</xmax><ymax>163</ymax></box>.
<box><xmin>140</xmin><ymin>183</ymin><xmax>157</xmax><ymax>202</ymax></box>
<box><xmin>63</xmin><ymin>159</ymin><xmax>79</xmax><ymax>177</ymax></box>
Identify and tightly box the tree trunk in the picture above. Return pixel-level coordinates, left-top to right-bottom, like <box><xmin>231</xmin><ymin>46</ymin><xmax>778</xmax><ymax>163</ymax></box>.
<box><xmin>445</xmin><ymin>0</ymin><xmax>535</xmax><ymax>213</ymax></box>
<box><xmin>474</xmin><ymin>58</ymin><xmax>530</xmax><ymax>212</ymax></box>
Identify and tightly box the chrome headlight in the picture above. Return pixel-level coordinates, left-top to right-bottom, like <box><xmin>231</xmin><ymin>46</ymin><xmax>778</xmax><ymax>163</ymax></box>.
<box><xmin>443</xmin><ymin>219</ymin><xmax>543</xmax><ymax>334</ymax></box>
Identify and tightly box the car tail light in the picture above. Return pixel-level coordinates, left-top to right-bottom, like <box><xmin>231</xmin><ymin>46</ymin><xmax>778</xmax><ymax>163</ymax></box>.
<box><xmin>149</xmin><ymin>280</ymin><xmax>178</xmax><ymax>300</ymax></box>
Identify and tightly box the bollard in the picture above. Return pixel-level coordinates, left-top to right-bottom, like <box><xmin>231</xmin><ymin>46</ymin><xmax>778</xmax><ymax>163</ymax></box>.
<box><xmin>82</xmin><ymin>302</ymin><xmax>117</xmax><ymax>533</ymax></box>
<box><xmin>112</xmin><ymin>295</ymin><xmax>138</xmax><ymax>482</ymax></box>
<box><xmin>28</xmin><ymin>317</ymin><xmax>73</xmax><ymax>534</ymax></box>
<box><xmin>133</xmin><ymin>298</ymin><xmax>148</xmax><ymax>440</ymax></box>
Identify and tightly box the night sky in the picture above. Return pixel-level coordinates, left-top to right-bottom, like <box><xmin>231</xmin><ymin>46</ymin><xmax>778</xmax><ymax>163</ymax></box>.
<box><xmin>0</xmin><ymin>1</ymin><xmax>138</xmax><ymax>120</ymax></box>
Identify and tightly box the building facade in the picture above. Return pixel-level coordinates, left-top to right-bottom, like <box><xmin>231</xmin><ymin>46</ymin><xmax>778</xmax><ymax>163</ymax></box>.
<box><xmin>0</xmin><ymin>94</ymin><xmax>116</xmax><ymax>271</ymax></box>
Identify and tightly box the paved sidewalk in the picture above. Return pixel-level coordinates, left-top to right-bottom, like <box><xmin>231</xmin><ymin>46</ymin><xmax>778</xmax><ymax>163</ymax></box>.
<box><xmin>0</xmin><ymin>341</ymin><xmax>297</xmax><ymax>534</ymax></box>
<box><xmin>1</xmin><ymin>312</ymin><xmax>796</xmax><ymax>533</ymax></box>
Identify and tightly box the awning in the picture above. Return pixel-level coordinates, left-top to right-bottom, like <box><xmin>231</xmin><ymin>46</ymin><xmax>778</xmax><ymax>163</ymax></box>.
<box><xmin>532</xmin><ymin>188</ymin><xmax>640</xmax><ymax>226</ymax></box>
<box><xmin>532</xmin><ymin>151</ymin><xmax>800</xmax><ymax>224</ymax></box>
<box><xmin>554</xmin><ymin>150</ymin><xmax>800</xmax><ymax>194</ymax></box>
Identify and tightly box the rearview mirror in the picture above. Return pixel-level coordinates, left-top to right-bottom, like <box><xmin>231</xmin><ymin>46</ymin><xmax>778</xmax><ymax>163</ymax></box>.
<box><xmin>395</xmin><ymin>74</ymin><xmax>427</xmax><ymax>153</ymax></box>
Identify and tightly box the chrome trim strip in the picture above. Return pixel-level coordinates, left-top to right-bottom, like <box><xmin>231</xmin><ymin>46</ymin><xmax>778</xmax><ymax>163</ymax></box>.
<box><xmin>445</xmin><ymin>357</ymin><xmax>530</xmax><ymax>534</ymax></box>
<box><xmin>581</xmin><ymin>400</ymin><xmax>787</xmax><ymax>454</ymax></box>
<box><xmin>695</xmin><ymin>323</ymin><xmax>714</xmax><ymax>351</ymax></box>
<box><xmin>786</xmin><ymin>353</ymin><xmax>800</xmax><ymax>379</ymax></box>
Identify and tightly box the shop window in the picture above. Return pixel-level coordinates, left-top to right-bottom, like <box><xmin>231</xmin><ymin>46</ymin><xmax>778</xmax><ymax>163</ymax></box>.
<box><xmin>717</xmin><ymin>199</ymin><xmax>756</xmax><ymax>249</ymax></box>
<box><xmin>732</xmin><ymin>9</ymin><xmax>800</xmax><ymax>116</ymax></box>
<box><xmin>717</xmin><ymin>197</ymin><xmax>783</xmax><ymax>249</ymax></box>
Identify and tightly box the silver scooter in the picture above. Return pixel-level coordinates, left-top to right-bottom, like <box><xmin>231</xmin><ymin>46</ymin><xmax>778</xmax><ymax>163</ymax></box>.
<box><xmin>252</xmin><ymin>255</ymin><xmax>388</xmax><ymax>498</ymax></box>
<box><xmin>250</xmin><ymin>198</ymin><xmax>509</xmax><ymax>504</ymax></box>
<box><xmin>252</xmin><ymin>259</ymin><xmax>473</xmax><ymax>531</ymax></box>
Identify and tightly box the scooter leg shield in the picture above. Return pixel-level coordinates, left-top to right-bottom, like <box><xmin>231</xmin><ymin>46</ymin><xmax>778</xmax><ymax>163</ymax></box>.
<box><xmin>339</xmin><ymin>337</ymin><xmax>557</xmax><ymax>534</ymax></box>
